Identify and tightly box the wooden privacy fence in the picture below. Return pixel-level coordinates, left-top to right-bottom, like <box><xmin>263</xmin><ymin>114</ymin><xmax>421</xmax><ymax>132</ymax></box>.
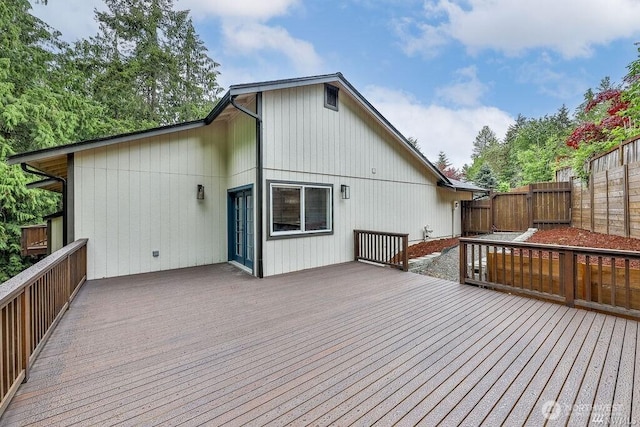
<box><xmin>20</xmin><ymin>225</ymin><xmax>47</xmax><ymax>257</ymax></box>
<box><xmin>462</xmin><ymin>182</ymin><xmax>572</xmax><ymax>235</ymax></box>
<box><xmin>570</xmin><ymin>135</ymin><xmax>640</xmax><ymax>238</ymax></box>
<box><xmin>0</xmin><ymin>239</ymin><xmax>87</xmax><ymax>417</ymax></box>
<box><xmin>459</xmin><ymin>237</ymin><xmax>640</xmax><ymax>319</ymax></box>
<box><xmin>354</xmin><ymin>230</ymin><xmax>409</xmax><ymax>271</ymax></box>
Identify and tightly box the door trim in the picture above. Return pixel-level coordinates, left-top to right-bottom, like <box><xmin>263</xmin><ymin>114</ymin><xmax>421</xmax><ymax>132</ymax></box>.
<box><xmin>227</xmin><ymin>185</ymin><xmax>254</xmax><ymax>274</ymax></box>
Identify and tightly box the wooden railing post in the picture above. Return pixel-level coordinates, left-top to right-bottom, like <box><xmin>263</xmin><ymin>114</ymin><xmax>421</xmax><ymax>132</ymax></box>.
<box><xmin>21</xmin><ymin>287</ymin><xmax>31</xmax><ymax>383</ymax></box>
<box><xmin>459</xmin><ymin>241</ymin><xmax>467</xmax><ymax>284</ymax></box>
<box><xmin>562</xmin><ymin>249</ymin><xmax>575</xmax><ymax>307</ymax></box>
<box><xmin>66</xmin><ymin>254</ymin><xmax>72</xmax><ymax>304</ymax></box>
<box><xmin>353</xmin><ymin>231</ymin><xmax>359</xmax><ymax>261</ymax></box>
<box><xmin>402</xmin><ymin>234</ymin><xmax>408</xmax><ymax>272</ymax></box>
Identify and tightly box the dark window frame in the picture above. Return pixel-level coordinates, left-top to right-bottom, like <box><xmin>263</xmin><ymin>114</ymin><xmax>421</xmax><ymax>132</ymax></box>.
<box><xmin>324</xmin><ymin>84</ymin><xmax>339</xmax><ymax>111</ymax></box>
<box><xmin>267</xmin><ymin>180</ymin><xmax>334</xmax><ymax>240</ymax></box>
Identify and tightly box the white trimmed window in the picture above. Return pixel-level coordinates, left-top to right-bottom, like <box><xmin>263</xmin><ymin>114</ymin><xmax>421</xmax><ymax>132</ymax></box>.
<box><xmin>269</xmin><ymin>182</ymin><xmax>333</xmax><ymax>237</ymax></box>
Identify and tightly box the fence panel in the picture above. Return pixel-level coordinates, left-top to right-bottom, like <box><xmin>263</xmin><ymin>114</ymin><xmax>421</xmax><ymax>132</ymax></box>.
<box><xmin>462</xmin><ymin>182</ymin><xmax>571</xmax><ymax>235</ymax></box>
<box><xmin>531</xmin><ymin>182</ymin><xmax>572</xmax><ymax>229</ymax></box>
<box><xmin>571</xmin><ymin>177</ymin><xmax>592</xmax><ymax>231</ymax></box>
<box><xmin>571</xmin><ymin>135</ymin><xmax>640</xmax><ymax>238</ymax></box>
<box><xmin>592</xmin><ymin>170</ymin><xmax>609</xmax><ymax>234</ymax></box>
<box><xmin>492</xmin><ymin>193</ymin><xmax>529</xmax><ymax>231</ymax></box>
<box><xmin>461</xmin><ymin>199</ymin><xmax>492</xmax><ymax>235</ymax></box>
<box><xmin>629</xmin><ymin>163</ymin><xmax>640</xmax><ymax>239</ymax></box>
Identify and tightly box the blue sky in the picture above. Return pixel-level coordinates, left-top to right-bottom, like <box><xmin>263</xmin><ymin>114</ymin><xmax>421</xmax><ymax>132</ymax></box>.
<box><xmin>31</xmin><ymin>0</ymin><xmax>640</xmax><ymax>168</ymax></box>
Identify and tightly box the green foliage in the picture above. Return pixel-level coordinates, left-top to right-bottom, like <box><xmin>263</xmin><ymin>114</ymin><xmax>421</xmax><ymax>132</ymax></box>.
<box><xmin>75</xmin><ymin>0</ymin><xmax>222</xmax><ymax>126</ymax></box>
<box><xmin>468</xmin><ymin>107</ymin><xmax>573</xmax><ymax>190</ymax></box>
<box><xmin>570</xmin><ymin>140</ymin><xmax>619</xmax><ymax>182</ymax></box>
<box><xmin>1</xmin><ymin>0</ymin><xmax>223</xmax><ymax>282</ymax></box>
<box><xmin>435</xmin><ymin>151</ymin><xmax>450</xmax><ymax>170</ymax></box>
<box><xmin>472</xmin><ymin>163</ymin><xmax>498</xmax><ymax>190</ymax></box>
<box><xmin>0</xmin><ymin>139</ymin><xmax>57</xmax><ymax>282</ymax></box>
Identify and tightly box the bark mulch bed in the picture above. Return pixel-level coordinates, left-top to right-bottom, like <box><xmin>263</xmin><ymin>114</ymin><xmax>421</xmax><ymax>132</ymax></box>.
<box><xmin>521</xmin><ymin>227</ymin><xmax>640</xmax><ymax>268</ymax></box>
<box><xmin>406</xmin><ymin>228</ymin><xmax>640</xmax><ymax>262</ymax></box>
<box><xmin>406</xmin><ymin>237</ymin><xmax>459</xmax><ymax>259</ymax></box>
<box><xmin>525</xmin><ymin>227</ymin><xmax>640</xmax><ymax>252</ymax></box>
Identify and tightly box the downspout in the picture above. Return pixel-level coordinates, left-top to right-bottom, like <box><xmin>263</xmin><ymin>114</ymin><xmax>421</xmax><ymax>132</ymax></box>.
<box><xmin>230</xmin><ymin>94</ymin><xmax>264</xmax><ymax>278</ymax></box>
<box><xmin>21</xmin><ymin>164</ymin><xmax>68</xmax><ymax>246</ymax></box>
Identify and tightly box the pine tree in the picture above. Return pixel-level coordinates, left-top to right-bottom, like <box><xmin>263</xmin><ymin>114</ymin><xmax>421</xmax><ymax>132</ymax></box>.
<box><xmin>435</xmin><ymin>151</ymin><xmax>451</xmax><ymax>171</ymax></box>
<box><xmin>472</xmin><ymin>164</ymin><xmax>498</xmax><ymax>190</ymax></box>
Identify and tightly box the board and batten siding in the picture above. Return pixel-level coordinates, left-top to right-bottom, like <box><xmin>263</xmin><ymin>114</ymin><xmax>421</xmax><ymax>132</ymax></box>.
<box><xmin>261</xmin><ymin>84</ymin><xmax>465</xmax><ymax>276</ymax></box>
<box><xmin>226</xmin><ymin>101</ymin><xmax>257</xmax><ymax>190</ymax></box>
<box><xmin>74</xmin><ymin>123</ymin><xmax>230</xmax><ymax>280</ymax></box>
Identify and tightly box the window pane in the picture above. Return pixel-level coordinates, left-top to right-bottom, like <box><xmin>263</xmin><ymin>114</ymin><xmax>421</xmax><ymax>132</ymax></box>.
<box><xmin>272</xmin><ymin>187</ymin><xmax>301</xmax><ymax>232</ymax></box>
<box><xmin>305</xmin><ymin>187</ymin><xmax>330</xmax><ymax>231</ymax></box>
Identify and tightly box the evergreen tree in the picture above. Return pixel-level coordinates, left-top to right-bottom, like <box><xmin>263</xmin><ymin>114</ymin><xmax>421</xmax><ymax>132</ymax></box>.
<box><xmin>472</xmin><ymin>125</ymin><xmax>499</xmax><ymax>159</ymax></box>
<box><xmin>0</xmin><ymin>1</ymin><xmax>126</xmax><ymax>281</ymax></box>
<box><xmin>76</xmin><ymin>0</ymin><xmax>222</xmax><ymax>126</ymax></box>
<box><xmin>472</xmin><ymin>163</ymin><xmax>498</xmax><ymax>190</ymax></box>
<box><xmin>435</xmin><ymin>151</ymin><xmax>451</xmax><ymax>171</ymax></box>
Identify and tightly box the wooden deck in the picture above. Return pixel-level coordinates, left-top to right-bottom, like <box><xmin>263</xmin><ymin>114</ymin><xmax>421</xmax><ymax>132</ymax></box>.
<box><xmin>1</xmin><ymin>262</ymin><xmax>638</xmax><ymax>426</ymax></box>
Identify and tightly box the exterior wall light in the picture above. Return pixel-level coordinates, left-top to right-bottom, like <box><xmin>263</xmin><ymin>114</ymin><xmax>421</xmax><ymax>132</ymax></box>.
<box><xmin>197</xmin><ymin>184</ymin><xmax>205</xmax><ymax>200</ymax></box>
<box><xmin>340</xmin><ymin>184</ymin><xmax>350</xmax><ymax>200</ymax></box>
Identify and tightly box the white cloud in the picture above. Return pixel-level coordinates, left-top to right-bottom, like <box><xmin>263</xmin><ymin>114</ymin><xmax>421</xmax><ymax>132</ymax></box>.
<box><xmin>397</xmin><ymin>0</ymin><xmax>640</xmax><ymax>58</ymax></box>
<box><xmin>29</xmin><ymin>0</ymin><xmax>321</xmax><ymax>79</ymax></box>
<box><xmin>364</xmin><ymin>86</ymin><xmax>514</xmax><ymax>169</ymax></box>
<box><xmin>516</xmin><ymin>57</ymin><xmax>588</xmax><ymax>100</ymax></box>
<box><xmin>435</xmin><ymin>65</ymin><xmax>487</xmax><ymax>107</ymax></box>
<box><xmin>30</xmin><ymin>0</ymin><xmax>103</xmax><ymax>42</ymax></box>
<box><xmin>180</xmin><ymin>0</ymin><xmax>299</xmax><ymax>21</ymax></box>
<box><xmin>221</xmin><ymin>22</ymin><xmax>322</xmax><ymax>74</ymax></box>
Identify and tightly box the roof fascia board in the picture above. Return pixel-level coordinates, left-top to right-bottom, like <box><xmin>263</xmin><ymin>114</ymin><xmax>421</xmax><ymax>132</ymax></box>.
<box><xmin>229</xmin><ymin>74</ymin><xmax>341</xmax><ymax>96</ymax></box>
<box><xmin>7</xmin><ymin>120</ymin><xmax>206</xmax><ymax>165</ymax></box>
<box><xmin>204</xmin><ymin>91</ymin><xmax>232</xmax><ymax>124</ymax></box>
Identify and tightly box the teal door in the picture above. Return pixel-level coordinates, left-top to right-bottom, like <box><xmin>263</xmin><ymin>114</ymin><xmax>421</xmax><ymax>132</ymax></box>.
<box><xmin>228</xmin><ymin>187</ymin><xmax>254</xmax><ymax>270</ymax></box>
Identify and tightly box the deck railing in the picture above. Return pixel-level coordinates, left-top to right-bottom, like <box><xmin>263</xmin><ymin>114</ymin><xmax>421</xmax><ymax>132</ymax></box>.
<box><xmin>20</xmin><ymin>225</ymin><xmax>48</xmax><ymax>257</ymax></box>
<box><xmin>460</xmin><ymin>237</ymin><xmax>640</xmax><ymax>319</ymax></box>
<box><xmin>354</xmin><ymin>230</ymin><xmax>409</xmax><ymax>271</ymax></box>
<box><xmin>0</xmin><ymin>239</ymin><xmax>87</xmax><ymax>417</ymax></box>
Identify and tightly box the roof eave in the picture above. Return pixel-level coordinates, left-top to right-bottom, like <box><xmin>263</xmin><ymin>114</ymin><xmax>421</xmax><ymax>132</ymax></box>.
<box><xmin>7</xmin><ymin>119</ymin><xmax>207</xmax><ymax>166</ymax></box>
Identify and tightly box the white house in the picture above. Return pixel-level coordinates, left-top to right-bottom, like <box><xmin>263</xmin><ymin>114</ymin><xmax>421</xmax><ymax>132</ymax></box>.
<box><xmin>8</xmin><ymin>73</ymin><xmax>478</xmax><ymax>279</ymax></box>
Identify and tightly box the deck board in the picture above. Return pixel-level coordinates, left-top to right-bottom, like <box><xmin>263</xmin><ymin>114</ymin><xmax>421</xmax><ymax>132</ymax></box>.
<box><xmin>1</xmin><ymin>262</ymin><xmax>638</xmax><ymax>426</ymax></box>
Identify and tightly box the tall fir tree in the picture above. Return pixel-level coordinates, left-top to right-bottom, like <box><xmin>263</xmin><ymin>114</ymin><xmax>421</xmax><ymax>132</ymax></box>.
<box><xmin>75</xmin><ymin>0</ymin><xmax>222</xmax><ymax>126</ymax></box>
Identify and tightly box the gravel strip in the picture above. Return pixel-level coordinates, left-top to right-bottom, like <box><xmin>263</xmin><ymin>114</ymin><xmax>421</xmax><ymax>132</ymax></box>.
<box><xmin>420</xmin><ymin>232</ymin><xmax>523</xmax><ymax>282</ymax></box>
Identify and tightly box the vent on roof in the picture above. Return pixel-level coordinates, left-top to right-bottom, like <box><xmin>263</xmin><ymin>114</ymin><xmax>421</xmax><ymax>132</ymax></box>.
<box><xmin>324</xmin><ymin>84</ymin><xmax>339</xmax><ymax>111</ymax></box>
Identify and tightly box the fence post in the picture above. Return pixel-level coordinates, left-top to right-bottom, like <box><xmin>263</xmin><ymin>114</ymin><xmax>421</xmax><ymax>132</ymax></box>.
<box><xmin>528</xmin><ymin>185</ymin><xmax>534</xmax><ymax>229</ymax></box>
<box><xmin>605</xmin><ymin>169</ymin><xmax>610</xmax><ymax>235</ymax></box>
<box><xmin>624</xmin><ymin>164</ymin><xmax>630</xmax><ymax>237</ymax></box>
<box><xmin>353</xmin><ymin>230</ymin><xmax>359</xmax><ymax>262</ymax></box>
<box><xmin>490</xmin><ymin>192</ymin><xmax>495</xmax><ymax>231</ymax></box>
<box><xmin>562</xmin><ymin>249</ymin><xmax>575</xmax><ymax>307</ymax></box>
<box><xmin>590</xmin><ymin>173</ymin><xmax>595</xmax><ymax>232</ymax></box>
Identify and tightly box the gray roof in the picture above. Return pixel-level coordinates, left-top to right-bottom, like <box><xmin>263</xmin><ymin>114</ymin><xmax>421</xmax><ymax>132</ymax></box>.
<box><xmin>441</xmin><ymin>178</ymin><xmax>489</xmax><ymax>192</ymax></box>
